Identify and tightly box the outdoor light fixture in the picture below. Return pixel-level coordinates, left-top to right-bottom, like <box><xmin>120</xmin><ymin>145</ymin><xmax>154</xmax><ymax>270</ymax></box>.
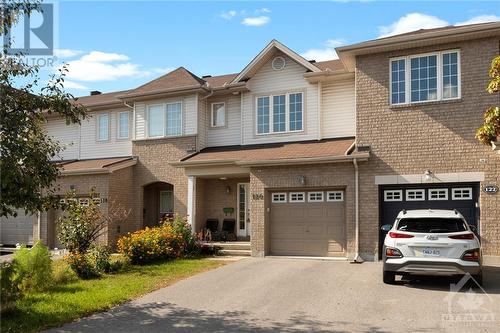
<box><xmin>298</xmin><ymin>175</ymin><xmax>306</xmax><ymax>185</ymax></box>
<box><xmin>226</xmin><ymin>186</ymin><xmax>231</xmax><ymax>194</ymax></box>
<box><xmin>424</xmin><ymin>170</ymin><xmax>433</xmax><ymax>181</ymax></box>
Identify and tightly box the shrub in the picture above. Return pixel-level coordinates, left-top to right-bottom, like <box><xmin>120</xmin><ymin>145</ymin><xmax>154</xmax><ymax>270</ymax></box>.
<box><xmin>87</xmin><ymin>245</ymin><xmax>111</xmax><ymax>273</ymax></box>
<box><xmin>118</xmin><ymin>216</ymin><xmax>200</xmax><ymax>264</ymax></box>
<box><xmin>13</xmin><ymin>242</ymin><xmax>53</xmax><ymax>292</ymax></box>
<box><xmin>0</xmin><ymin>262</ymin><xmax>21</xmax><ymax>314</ymax></box>
<box><xmin>52</xmin><ymin>261</ymin><xmax>78</xmax><ymax>284</ymax></box>
<box><xmin>66</xmin><ymin>252</ymin><xmax>98</xmax><ymax>279</ymax></box>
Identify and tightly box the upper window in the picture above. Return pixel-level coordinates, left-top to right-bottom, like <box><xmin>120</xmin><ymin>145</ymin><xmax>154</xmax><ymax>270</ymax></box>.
<box><xmin>211</xmin><ymin>102</ymin><xmax>226</xmax><ymax>128</ymax></box>
<box><xmin>256</xmin><ymin>92</ymin><xmax>303</xmax><ymax>135</ymax></box>
<box><xmin>390</xmin><ymin>50</ymin><xmax>460</xmax><ymax>105</ymax></box>
<box><xmin>148</xmin><ymin>102</ymin><xmax>182</xmax><ymax>138</ymax></box>
<box><xmin>118</xmin><ymin>111</ymin><xmax>130</xmax><ymax>139</ymax></box>
<box><xmin>97</xmin><ymin>114</ymin><xmax>109</xmax><ymax>141</ymax></box>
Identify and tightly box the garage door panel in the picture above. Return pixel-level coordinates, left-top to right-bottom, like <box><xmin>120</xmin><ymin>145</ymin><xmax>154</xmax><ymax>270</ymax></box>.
<box><xmin>1</xmin><ymin>210</ymin><xmax>35</xmax><ymax>245</ymax></box>
<box><xmin>270</xmin><ymin>190</ymin><xmax>346</xmax><ymax>257</ymax></box>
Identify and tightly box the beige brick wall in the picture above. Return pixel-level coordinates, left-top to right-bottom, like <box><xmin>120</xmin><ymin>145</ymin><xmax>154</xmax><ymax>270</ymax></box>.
<box><xmin>249</xmin><ymin>163</ymin><xmax>356</xmax><ymax>257</ymax></box>
<box><xmin>131</xmin><ymin>136</ymin><xmax>197</xmax><ymax>231</ymax></box>
<box><xmin>356</xmin><ymin>37</ymin><xmax>500</xmax><ymax>258</ymax></box>
<box><xmin>108</xmin><ymin>166</ymin><xmax>135</xmax><ymax>247</ymax></box>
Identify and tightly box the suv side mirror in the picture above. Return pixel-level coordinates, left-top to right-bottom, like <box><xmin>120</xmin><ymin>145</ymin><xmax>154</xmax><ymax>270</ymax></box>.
<box><xmin>381</xmin><ymin>224</ymin><xmax>392</xmax><ymax>232</ymax></box>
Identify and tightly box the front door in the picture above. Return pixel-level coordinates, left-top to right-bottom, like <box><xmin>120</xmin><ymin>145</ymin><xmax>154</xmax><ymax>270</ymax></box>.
<box><xmin>237</xmin><ymin>183</ymin><xmax>250</xmax><ymax>237</ymax></box>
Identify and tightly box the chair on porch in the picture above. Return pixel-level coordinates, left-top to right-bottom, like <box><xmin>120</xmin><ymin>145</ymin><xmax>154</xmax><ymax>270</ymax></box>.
<box><xmin>221</xmin><ymin>219</ymin><xmax>237</xmax><ymax>241</ymax></box>
<box><xmin>204</xmin><ymin>219</ymin><xmax>219</xmax><ymax>242</ymax></box>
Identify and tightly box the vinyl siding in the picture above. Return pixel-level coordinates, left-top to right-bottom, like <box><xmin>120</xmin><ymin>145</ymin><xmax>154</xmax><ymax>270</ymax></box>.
<box><xmin>197</xmin><ymin>96</ymin><xmax>207</xmax><ymax>150</ymax></box>
<box><xmin>242</xmin><ymin>53</ymin><xmax>319</xmax><ymax>145</ymax></box>
<box><xmin>321</xmin><ymin>78</ymin><xmax>356</xmax><ymax>138</ymax></box>
<box><xmin>44</xmin><ymin>118</ymin><xmax>80</xmax><ymax>160</ymax></box>
<box><xmin>79</xmin><ymin>109</ymin><xmax>132</xmax><ymax>159</ymax></box>
<box><xmin>134</xmin><ymin>94</ymin><xmax>198</xmax><ymax>140</ymax></box>
<box><xmin>206</xmin><ymin>94</ymin><xmax>241</xmax><ymax>147</ymax></box>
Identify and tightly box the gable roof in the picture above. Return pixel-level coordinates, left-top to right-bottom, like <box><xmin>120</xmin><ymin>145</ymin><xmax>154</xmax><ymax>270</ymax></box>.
<box><xmin>121</xmin><ymin>67</ymin><xmax>207</xmax><ymax>100</ymax></box>
<box><xmin>231</xmin><ymin>39</ymin><xmax>322</xmax><ymax>83</ymax></box>
<box><xmin>74</xmin><ymin>90</ymin><xmax>130</xmax><ymax>109</ymax></box>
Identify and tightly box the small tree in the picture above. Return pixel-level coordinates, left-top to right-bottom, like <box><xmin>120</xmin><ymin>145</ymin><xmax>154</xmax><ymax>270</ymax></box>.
<box><xmin>57</xmin><ymin>191</ymin><xmax>130</xmax><ymax>254</ymax></box>
<box><xmin>476</xmin><ymin>56</ymin><xmax>500</xmax><ymax>146</ymax></box>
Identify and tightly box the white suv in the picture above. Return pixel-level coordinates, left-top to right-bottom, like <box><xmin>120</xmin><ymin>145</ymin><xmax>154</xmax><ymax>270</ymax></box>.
<box><xmin>382</xmin><ymin>209</ymin><xmax>482</xmax><ymax>285</ymax></box>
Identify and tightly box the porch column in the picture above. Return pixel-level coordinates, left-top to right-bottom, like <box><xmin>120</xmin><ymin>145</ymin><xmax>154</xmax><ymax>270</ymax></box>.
<box><xmin>187</xmin><ymin>176</ymin><xmax>196</xmax><ymax>232</ymax></box>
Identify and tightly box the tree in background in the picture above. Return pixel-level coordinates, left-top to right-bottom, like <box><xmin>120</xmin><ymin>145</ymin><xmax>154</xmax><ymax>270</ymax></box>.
<box><xmin>476</xmin><ymin>56</ymin><xmax>500</xmax><ymax>147</ymax></box>
<box><xmin>1</xmin><ymin>0</ymin><xmax>87</xmax><ymax>217</ymax></box>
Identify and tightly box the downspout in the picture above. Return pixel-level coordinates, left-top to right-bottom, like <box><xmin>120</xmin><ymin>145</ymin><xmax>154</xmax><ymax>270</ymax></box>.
<box><xmin>123</xmin><ymin>101</ymin><xmax>134</xmax><ymax>140</ymax></box>
<box><xmin>352</xmin><ymin>158</ymin><xmax>364</xmax><ymax>263</ymax></box>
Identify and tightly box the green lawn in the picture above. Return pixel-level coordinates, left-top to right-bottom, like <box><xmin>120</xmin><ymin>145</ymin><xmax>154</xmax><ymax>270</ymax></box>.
<box><xmin>1</xmin><ymin>258</ymin><xmax>226</xmax><ymax>333</ymax></box>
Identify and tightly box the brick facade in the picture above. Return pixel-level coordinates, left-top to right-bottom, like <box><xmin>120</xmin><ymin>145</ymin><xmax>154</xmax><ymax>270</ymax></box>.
<box><xmin>356</xmin><ymin>37</ymin><xmax>500</xmax><ymax>260</ymax></box>
<box><xmin>249</xmin><ymin>163</ymin><xmax>356</xmax><ymax>257</ymax></box>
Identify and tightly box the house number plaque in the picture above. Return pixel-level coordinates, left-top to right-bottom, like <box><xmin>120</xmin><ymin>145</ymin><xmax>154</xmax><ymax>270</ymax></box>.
<box><xmin>252</xmin><ymin>193</ymin><xmax>264</xmax><ymax>200</ymax></box>
<box><xmin>483</xmin><ymin>185</ymin><xmax>498</xmax><ymax>195</ymax></box>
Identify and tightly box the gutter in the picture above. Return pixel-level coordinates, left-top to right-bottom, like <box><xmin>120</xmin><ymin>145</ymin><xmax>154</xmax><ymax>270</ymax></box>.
<box><xmin>235</xmin><ymin>153</ymin><xmax>369</xmax><ymax>167</ymax></box>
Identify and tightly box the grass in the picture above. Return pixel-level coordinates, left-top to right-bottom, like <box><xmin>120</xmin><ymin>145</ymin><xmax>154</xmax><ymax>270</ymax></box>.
<box><xmin>1</xmin><ymin>258</ymin><xmax>226</xmax><ymax>333</ymax></box>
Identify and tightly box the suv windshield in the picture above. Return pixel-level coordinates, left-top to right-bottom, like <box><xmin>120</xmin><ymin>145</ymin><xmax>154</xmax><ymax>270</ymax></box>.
<box><xmin>397</xmin><ymin>218</ymin><xmax>468</xmax><ymax>233</ymax></box>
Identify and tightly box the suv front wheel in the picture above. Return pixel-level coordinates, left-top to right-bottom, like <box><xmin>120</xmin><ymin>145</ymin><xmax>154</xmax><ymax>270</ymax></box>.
<box><xmin>383</xmin><ymin>270</ymin><xmax>396</xmax><ymax>284</ymax></box>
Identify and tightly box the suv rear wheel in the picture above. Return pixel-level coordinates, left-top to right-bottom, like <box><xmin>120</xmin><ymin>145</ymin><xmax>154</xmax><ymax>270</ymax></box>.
<box><xmin>383</xmin><ymin>270</ymin><xmax>396</xmax><ymax>284</ymax></box>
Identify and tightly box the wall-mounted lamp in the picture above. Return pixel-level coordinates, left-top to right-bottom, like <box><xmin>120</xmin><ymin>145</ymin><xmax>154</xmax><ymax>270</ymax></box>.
<box><xmin>298</xmin><ymin>175</ymin><xmax>306</xmax><ymax>186</ymax></box>
<box><xmin>226</xmin><ymin>186</ymin><xmax>231</xmax><ymax>194</ymax></box>
<box><xmin>69</xmin><ymin>185</ymin><xmax>76</xmax><ymax>191</ymax></box>
<box><xmin>424</xmin><ymin>169</ymin><xmax>433</xmax><ymax>181</ymax></box>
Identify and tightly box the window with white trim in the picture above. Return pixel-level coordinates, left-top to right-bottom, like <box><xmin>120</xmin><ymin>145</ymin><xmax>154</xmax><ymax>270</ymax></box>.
<box><xmin>406</xmin><ymin>189</ymin><xmax>425</xmax><ymax>201</ymax></box>
<box><xmin>429</xmin><ymin>188</ymin><xmax>448</xmax><ymax>200</ymax></box>
<box><xmin>289</xmin><ymin>192</ymin><xmax>305</xmax><ymax>202</ymax></box>
<box><xmin>92</xmin><ymin>198</ymin><xmax>102</xmax><ymax>205</ymax></box>
<box><xmin>118</xmin><ymin>111</ymin><xmax>130</xmax><ymax>139</ymax></box>
<box><xmin>97</xmin><ymin>114</ymin><xmax>109</xmax><ymax>141</ymax></box>
<box><xmin>327</xmin><ymin>191</ymin><xmax>344</xmax><ymax>202</ymax></box>
<box><xmin>256</xmin><ymin>92</ymin><xmax>303</xmax><ymax>135</ymax></box>
<box><xmin>308</xmin><ymin>192</ymin><xmax>324</xmax><ymax>202</ymax></box>
<box><xmin>211</xmin><ymin>102</ymin><xmax>225</xmax><ymax>128</ymax></box>
<box><xmin>272</xmin><ymin>193</ymin><xmax>287</xmax><ymax>203</ymax></box>
<box><xmin>390</xmin><ymin>50</ymin><xmax>460</xmax><ymax>105</ymax></box>
<box><xmin>148</xmin><ymin>102</ymin><xmax>182</xmax><ymax>138</ymax></box>
<box><xmin>384</xmin><ymin>190</ymin><xmax>402</xmax><ymax>202</ymax></box>
<box><xmin>78</xmin><ymin>198</ymin><xmax>90</xmax><ymax>206</ymax></box>
<box><xmin>452</xmin><ymin>187</ymin><xmax>472</xmax><ymax>200</ymax></box>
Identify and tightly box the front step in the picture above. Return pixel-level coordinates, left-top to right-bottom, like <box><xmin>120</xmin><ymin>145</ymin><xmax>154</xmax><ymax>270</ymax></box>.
<box><xmin>205</xmin><ymin>242</ymin><xmax>251</xmax><ymax>256</ymax></box>
<box><xmin>219</xmin><ymin>249</ymin><xmax>251</xmax><ymax>257</ymax></box>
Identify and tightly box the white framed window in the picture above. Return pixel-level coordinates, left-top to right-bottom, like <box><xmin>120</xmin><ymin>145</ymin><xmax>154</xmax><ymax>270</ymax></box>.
<box><xmin>256</xmin><ymin>92</ymin><xmax>303</xmax><ymax>135</ymax></box>
<box><xmin>159</xmin><ymin>190</ymin><xmax>173</xmax><ymax>214</ymax></box>
<box><xmin>147</xmin><ymin>102</ymin><xmax>182</xmax><ymax>138</ymax></box>
<box><xmin>211</xmin><ymin>102</ymin><xmax>226</xmax><ymax>128</ymax></box>
<box><xmin>308</xmin><ymin>192</ymin><xmax>324</xmax><ymax>202</ymax></box>
<box><xmin>92</xmin><ymin>197</ymin><xmax>101</xmax><ymax>205</ymax></box>
<box><xmin>271</xmin><ymin>193</ymin><xmax>287</xmax><ymax>203</ymax></box>
<box><xmin>97</xmin><ymin>113</ymin><xmax>110</xmax><ymax>141</ymax></box>
<box><xmin>327</xmin><ymin>191</ymin><xmax>344</xmax><ymax>202</ymax></box>
<box><xmin>118</xmin><ymin>111</ymin><xmax>130</xmax><ymax>139</ymax></box>
<box><xmin>289</xmin><ymin>192</ymin><xmax>305</xmax><ymax>202</ymax></box>
<box><xmin>406</xmin><ymin>189</ymin><xmax>425</xmax><ymax>201</ymax></box>
<box><xmin>452</xmin><ymin>187</ymin><xmax>472</xmax><ymax>200</ymax></box>
<box><xmin>429</xmin><ymin>188</ymin><xmax>448</xmax><ymax>201</ymax></box>
<box><xmin>390</xmin><ymin>50</ymin><xmax>460</xmax><ymax>105</ymax></box>
<box><xmin>78</xmin><ymin>198</ymin><xmax>90</xmax><ymax>206</ymax></box>
<box><xmin>384</xmin><ymin>190</ymin><xmax>402</xmax><ymax>202</ymax></box>
<box><xmin>59</xmin><ymin>199</ymin><xmax>66</xmax><ymax>204</ymax></box>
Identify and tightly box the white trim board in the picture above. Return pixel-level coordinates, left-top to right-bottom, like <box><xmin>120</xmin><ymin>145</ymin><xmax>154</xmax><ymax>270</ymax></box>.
<box><xmin>375</xmin><ymin>172</ymin><xmax>485</xmax><ymax>185</ymax></box>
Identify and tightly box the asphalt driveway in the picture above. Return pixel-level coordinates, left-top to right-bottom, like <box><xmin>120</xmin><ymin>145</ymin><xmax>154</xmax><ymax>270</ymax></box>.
<box><xmin>47</xmin><ymin>258</ymin><xmax>500</xmax><ymax>333</ymax></box>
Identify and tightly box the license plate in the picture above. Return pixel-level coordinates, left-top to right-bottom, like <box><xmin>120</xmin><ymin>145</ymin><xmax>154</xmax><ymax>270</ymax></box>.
<box><xmin>420</xmin><ymin>248</ymin><xmax>440</xmax><ymax>256</ymax></box>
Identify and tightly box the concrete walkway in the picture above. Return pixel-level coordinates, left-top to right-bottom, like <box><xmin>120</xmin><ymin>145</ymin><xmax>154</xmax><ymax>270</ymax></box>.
<box><xmin>46</xmin><ymin>258</ymin><xmax>500</xmax><ymax>333</ymax></box>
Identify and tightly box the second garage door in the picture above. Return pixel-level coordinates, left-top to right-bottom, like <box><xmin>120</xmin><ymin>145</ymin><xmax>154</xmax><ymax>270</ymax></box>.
<box><xmin>269</xmin><ymin>190</ymin><xmax>346</xmax><ymax>257</ymax></box>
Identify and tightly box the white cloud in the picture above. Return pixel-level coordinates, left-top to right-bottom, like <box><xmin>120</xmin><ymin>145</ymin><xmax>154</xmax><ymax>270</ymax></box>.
<box><xmin>53</xmin><ymin>48</ymin><xmax>83</xmax><ymax>58</ymax></box>
<box><xmin>378</xmin><ymin>13</ymin><xmax>449</xmax><ymax>38</ymax></box>
<box><xmin>220</xmin><ymin>10</ymin><xmax>237</xmax><ymax>20</ymax></box>
<box><xmin>256</xmin><ymin>8</ymin><xmax>271</xmax><ymax>14</ymax></box>
<box><xmin>300</xmin><ymin>39</ymin><xmax>346</xmax><ymax>61</ymax></box>
<box><xmin>61</xmin><ymin>51</ymin><xmax>149</xmax><ymax>82</ymax></box>
<box><xmin>456</xmin><ymin>15</ymin><xmax>500</xmax><ymax>26</ymax></box>
<box><xmin>241</xmin><ymin>16</ymin><xmax>270</xmax><ymax>27</ymax></box>
<box><xmin>62</xmin><ymin>80</ymin><xmax>89</xmax><ymax>90</ymax></box>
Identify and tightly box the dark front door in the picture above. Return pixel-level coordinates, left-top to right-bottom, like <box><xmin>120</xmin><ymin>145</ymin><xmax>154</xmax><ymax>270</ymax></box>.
<box><xmin>378</xmin><ymin>182</ymin><xmax>480</xmax><ymax>258</ymax></box>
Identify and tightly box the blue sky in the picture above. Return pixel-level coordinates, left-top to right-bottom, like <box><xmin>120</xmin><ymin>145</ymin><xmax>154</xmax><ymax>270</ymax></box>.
<box><xmin>36</xmin><ymin>1</ymin><xmax>500</xmax><ymax>96</ymax></box>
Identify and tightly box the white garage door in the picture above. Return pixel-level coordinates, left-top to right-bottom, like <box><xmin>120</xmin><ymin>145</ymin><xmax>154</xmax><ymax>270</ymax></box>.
<box><xmin>270</xmin><ymin>190</ymin><xmax>346</xmax><ymax>257</ymax></box>
<box><xmin>1</xmin><ymin>209</ymin><xmax>35</xmax><ymax>246</ymax></box>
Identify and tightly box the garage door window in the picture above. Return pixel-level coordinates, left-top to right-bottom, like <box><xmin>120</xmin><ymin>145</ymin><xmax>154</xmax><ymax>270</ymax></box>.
<box><xmin>384</xmin><ymin>190</ymin><xmax>402</xmax><ymax>202</ymax></box>
<box><xmin>327</xmin><ymin>191</ymin><xmax>344</xmax><ymax>202</ymax></box>
<box><xmin>289</xmin><ymin>192</ymin><xmax>305</xmax><ymax>202</ymax></box>
<box><xmin>308</xmin><ymin>192</ymin><xmax>324</xmax><ymax>202</ymax></box>
<box><xmin>429</xmin><ymin>188</ymin><xmax>448</xmax><ymax>200</ymax></box>
<box><xmin>452</xmin><ymin>188</ymin><xmax>472</xmax><ymax>200</ymax></box>
<box><xmin>272</xmin><ymin>193</ymin><xmax>287</xmax><ymax>203</ymax></box>
<box><xmin>406</xmin><ymin>189</ymin><xmax>425</xmax><ymax>201</ymax></box>
<box><xmin>78</xmin><ymin>198</ymin><xmax>90</xmax><ymax>206</ymax></box>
